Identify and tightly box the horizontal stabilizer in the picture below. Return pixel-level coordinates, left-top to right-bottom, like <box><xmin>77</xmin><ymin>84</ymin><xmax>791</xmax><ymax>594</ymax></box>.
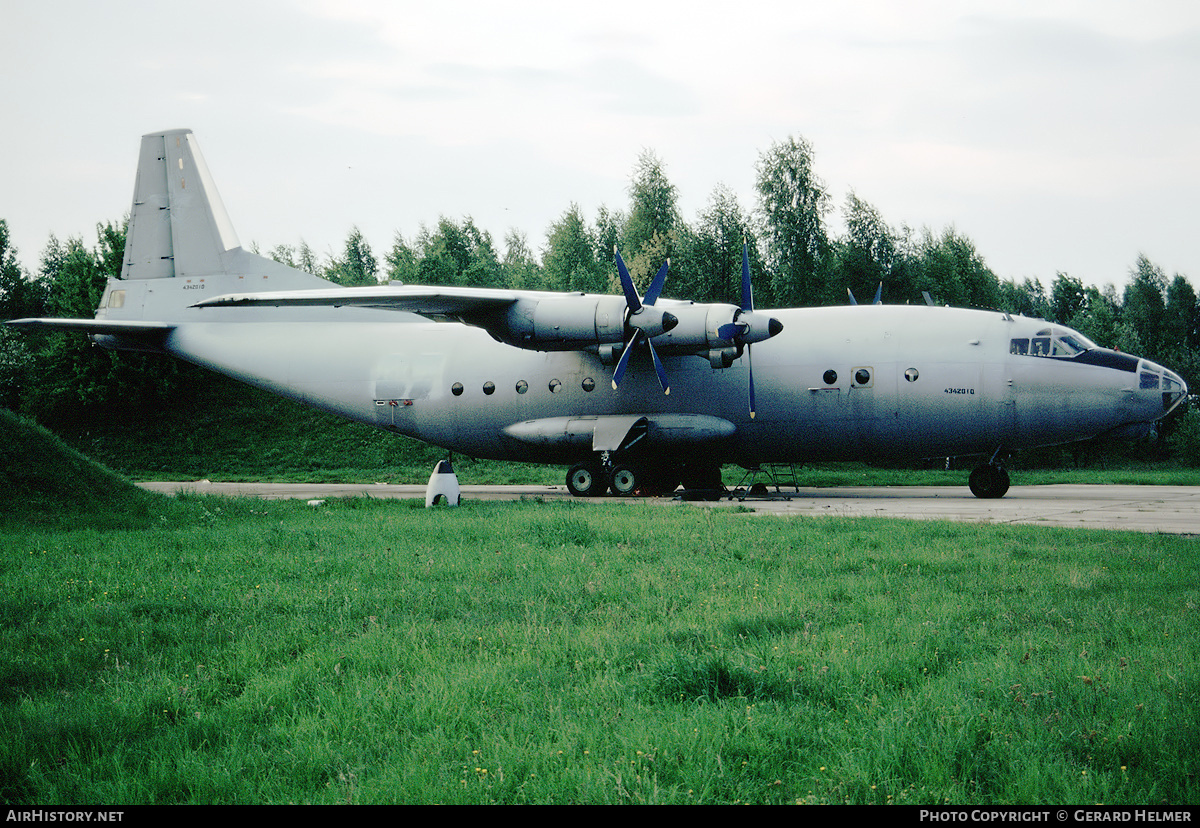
<box><xmin>4</xmin><ymin>318</ymin><xmax>175</xmax><ymax>335</ymax></box>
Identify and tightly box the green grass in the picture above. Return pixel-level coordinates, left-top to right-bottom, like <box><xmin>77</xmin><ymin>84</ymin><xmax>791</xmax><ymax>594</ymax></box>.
<box><xmin>3</xmin><ymin>496</ymin><xmax>1197</xmax><ymax>805</ymax></box>
<box><xmin>4</xmin><ymin>404</ymin><xmax>1198</xmax><ymax>804</ymax></box>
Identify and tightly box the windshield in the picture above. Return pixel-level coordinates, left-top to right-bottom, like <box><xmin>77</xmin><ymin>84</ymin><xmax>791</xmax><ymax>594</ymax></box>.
<box><xmin>1010</xmin><ymin>327</ymin><xmax>1095</xmax><ymax>359</ymax></box>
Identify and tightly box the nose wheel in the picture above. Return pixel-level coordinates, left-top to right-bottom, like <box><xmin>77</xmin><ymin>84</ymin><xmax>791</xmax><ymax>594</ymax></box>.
<box><xmin>969</xmin><ymin>464</ymin><xmax>1010</xmax><ymax>499</ymax></box>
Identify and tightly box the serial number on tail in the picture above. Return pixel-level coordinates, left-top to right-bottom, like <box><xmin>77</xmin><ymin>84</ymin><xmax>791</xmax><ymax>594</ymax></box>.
<box><xmin>944</xmin><ymin>387</ymin><xmax>976</xmax><ymax>395</ymax></box>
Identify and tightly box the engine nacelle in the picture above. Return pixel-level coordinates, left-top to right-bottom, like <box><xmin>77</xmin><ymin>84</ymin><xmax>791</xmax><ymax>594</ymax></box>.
<box><xmin>477</xmin><ymin>295</ymin><xmax>622</xmax><ymax>349</ymax></box>
<box><xmin>478</xmin><ymin>295</ymin><xmax>780</xmax><ymax>361</ymax></box>
<box><xmin>651</xmin><ymin>303</ymin><xmax>783</xmax><ymax>357</ymax></box>
<box><xmin>485</xmin><ymin>295</ymin><xmax>674</xmax><ymax>351</ymax></box>
<box><xmin>650</xmin><ymin>303</ymin><xmax>739</xmax><ymax>349</ymax></box>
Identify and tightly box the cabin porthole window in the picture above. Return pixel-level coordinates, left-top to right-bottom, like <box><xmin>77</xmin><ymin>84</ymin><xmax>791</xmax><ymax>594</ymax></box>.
<box><xmin>549</xmin><ymin>379</ymin><xmax>563</xmax><ymax>393</ymax></box>
<box><xmin>905</xmin><ymin>368</ymin><xmax>919</xmax><ymax>383</ymax></box>
<box><xmin>854</xmin><ymin>368</ymin><xmax>872</xmax><ymax>386</ymax></box>
<box><xmin>451</xmin><ymin>382</ymin><xmax>464</xmax><ymax>397</ymax></box>
<box><xmin>482</xmin><ymin>381</ymin><xmax>495</xmax><ymax>395</ymax></box>
<box><xmin>515</xmin><ymin>380</ymin><xmax>528</xmax><ymax>394</ymax></box>
<box><xmin>582</xmin><ymin>377</ymin><xmax>595</xmax><ymax>392</ymax></box>
<box><xmin>822</xmin><ymin>369</ymin><xmax>838</xmax><ymax>386</ymax></box>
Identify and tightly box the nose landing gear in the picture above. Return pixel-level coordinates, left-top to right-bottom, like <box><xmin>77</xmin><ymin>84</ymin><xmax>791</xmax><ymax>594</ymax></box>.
<box><xmin>968</xmin><ymin>463</ymin><xmax>1010</xmax><ymax>499</ymax></box>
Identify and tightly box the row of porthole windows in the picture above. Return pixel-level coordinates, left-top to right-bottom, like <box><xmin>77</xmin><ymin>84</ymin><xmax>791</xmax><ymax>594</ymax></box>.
<box><xmin>821</xmin><ymin>367</ymin><xmax>921</xmax><ymax>385</ymax></box>
<box><xmin>450</xmin><ymin>377</ymin><xmax>598</xmax><ymax>397</ymax></box>
<box><xmin>450</xmin><ymin>368</ymin><xmax>923</xmax><ymax>397</ymax></box>
<box><xmin>822</xmin><ymin>367</ymin><xmax>882</xmax><ymax>386</ymax></box>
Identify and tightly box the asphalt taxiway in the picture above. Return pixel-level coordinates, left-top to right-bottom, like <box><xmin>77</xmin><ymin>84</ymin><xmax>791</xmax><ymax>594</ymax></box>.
<box><xmin>137</xmin><ymin>481</ymin><xmax>1200</xmax><ymax>535</ymax></box>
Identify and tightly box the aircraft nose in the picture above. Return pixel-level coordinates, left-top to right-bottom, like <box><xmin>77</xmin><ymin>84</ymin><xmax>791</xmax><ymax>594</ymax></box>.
<box><xmin>1162</xmin><ymin>367</ymin><xmax>1188</xmax><ymax>415</ymax></box>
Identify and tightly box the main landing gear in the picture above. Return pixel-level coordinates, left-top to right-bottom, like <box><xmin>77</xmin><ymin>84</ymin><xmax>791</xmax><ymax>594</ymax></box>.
<box><xmin>566</xmin><ymin>458</ymin><xmax>721</xmax><ymax>498</ymax></box>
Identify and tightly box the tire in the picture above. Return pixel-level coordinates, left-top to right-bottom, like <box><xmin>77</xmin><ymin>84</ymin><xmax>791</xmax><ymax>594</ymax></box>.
<box><xmin>969</xmin><ymin>465</ymin><xmax>1010</xmax><ymax>499</ymax></box>
<box><xmin>566</xmin><ymin>461</ymin><xmax>606</xmax><ymax>497</ymax></box>
<box><xmin>609</xmin><ymin>463</ymin><xmax>640</xmax><ymax>496</ymax></box>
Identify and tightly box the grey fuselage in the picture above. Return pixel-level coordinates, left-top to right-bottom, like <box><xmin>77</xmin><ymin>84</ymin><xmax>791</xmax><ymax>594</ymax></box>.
<box><xmin>97</xmin><ymin>273</ymin><xmax>1180</xmax><ymax>468</ymax></box>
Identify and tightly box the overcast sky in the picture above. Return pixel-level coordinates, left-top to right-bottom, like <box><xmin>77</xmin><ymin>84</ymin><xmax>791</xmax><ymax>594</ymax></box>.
<box><xmin>2</xmin><ymin>0</ymin><xmax>1197</xmax><ymax>294</ymax></box>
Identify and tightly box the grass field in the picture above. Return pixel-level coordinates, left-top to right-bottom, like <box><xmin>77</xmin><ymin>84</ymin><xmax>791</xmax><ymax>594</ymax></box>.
<box><xmin>3</xmin><ymin>491</ymin><xmax>1198</xmax><ymax>805</ymax></box>
<box><xmin>3</xmin><ymin>407</ymin><xmax>1199</xmax><ymax>805</ymax></box>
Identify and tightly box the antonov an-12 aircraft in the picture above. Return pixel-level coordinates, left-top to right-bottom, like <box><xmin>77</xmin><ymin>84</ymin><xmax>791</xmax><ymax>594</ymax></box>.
<box><xmin>7</xmin><ymin>130</ymin><xmax>1190</xmax><ymax>498</ymax></box>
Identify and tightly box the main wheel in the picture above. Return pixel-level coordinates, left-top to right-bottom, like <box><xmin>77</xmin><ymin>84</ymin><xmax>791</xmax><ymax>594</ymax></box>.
<box><xmin>566</xmin><ymin>461</ymin><xmax>607</xmax><ymax>497</ymax></box>
<box><xmin>609</xmin><ymin>463</ymin><xmax>640</xmax><ymax>496</ymax></box>
<box><xmin>969</xmin><ymin>465</ymin><xmax>1010</xmax><ymax>499</ymax></box>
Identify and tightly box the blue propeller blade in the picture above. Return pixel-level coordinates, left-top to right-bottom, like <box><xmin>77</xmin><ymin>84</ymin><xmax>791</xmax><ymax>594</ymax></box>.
<box><xmin>614</xmin><ymin>247</ymin><xmax>641</xmax><ymax>313</ymax></box>
<box><xmin>611</xmin><ymin>248</ymin><xmax>672</xmax><ymax>395</ymax></box>
<box><xmin>611</xmin><ymin>330</ymin><xmax>641</xmax><ymax>390</ymax></box>
<box><xmin>741</xmin><ymin>239</ymin><xmax>753</xmax><ymax>311</ymax></box>
<box><xmin>742</xmin><ymin>239</ymin><xmax>758</xmax><ymax>418</ymax></box>
<box><xmin>646</xmin><ymin>337</ymin><xmax>670</xmax><ymax>395</ymax></box>
<box><xmin>717</xmin><ymin>321</ymin><xmax>748</xmax><ymax>340</ymax></box>
<box><xmin>848</xmin><ymin>283</ymin><xmax>882</xmax><ymax>305</ymax></box>
<box><xmin>748</xmin><ymin>345</ymin><xmax>756</xmax><ymax>419</ymax></box>
<box><xmin>644</xmin><ymin>260</ymin><xmax>670</xmax><ymax>306</ymax></box>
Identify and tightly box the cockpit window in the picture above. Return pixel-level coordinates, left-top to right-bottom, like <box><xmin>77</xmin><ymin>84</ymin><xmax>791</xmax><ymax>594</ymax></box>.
<box><xmin>1011</xmin><ymin>328</ymin><xmax>1094</xmax><ymax>360</ymax></box>
<box><xmin>1058</xmin><ymin>333</ymin><xmax>1094</xmax><ymax>353</ymax></box>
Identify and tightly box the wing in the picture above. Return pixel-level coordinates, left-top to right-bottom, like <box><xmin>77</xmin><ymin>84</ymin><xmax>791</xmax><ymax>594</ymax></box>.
<box><xmin>190</xmin><ymin>285</ymin><xmax>528</xmax><ymax>317</ymax></box>
<box><xmin>191</xmin><ymin>282</ymin><xmax>783</xmax><ymax>366</ymax></box>
<box><xmin>192</xmin><ymin>284</ymin><xmax>634</xmax><ymax>352</ymax></box>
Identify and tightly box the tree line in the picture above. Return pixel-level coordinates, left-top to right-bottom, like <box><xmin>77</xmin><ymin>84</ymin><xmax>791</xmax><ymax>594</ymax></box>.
<box><xmin>2</xmin><ymin>134</ymin><xmax>1197</xmax><ymax>459</ymax></box>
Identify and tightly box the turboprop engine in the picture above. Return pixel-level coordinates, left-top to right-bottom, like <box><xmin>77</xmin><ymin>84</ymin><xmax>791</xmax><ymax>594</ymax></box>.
<box><xmin>470</xmin><ymin>244</ymin><xmax>782</xmax><ymax>415</ymax></box>
<box><xmin>487</xmin><ymin>296</ymin><xmax>781</xmax><ymax>363</ymax></box>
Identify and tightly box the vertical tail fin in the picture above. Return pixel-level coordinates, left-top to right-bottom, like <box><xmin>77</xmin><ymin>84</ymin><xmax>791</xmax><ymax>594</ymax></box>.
<box><xmin>123</xmin><ymin>129</ymin><xmax>242</xmax><ymax>280</ymax></box>
<box><xmin>7</xmin><ymin>130</ymin><xmax>329</xmax><ymax>340</ymax></box>
<box><xmin>106</xmin><ymin>130</ymin><xmax>329</xmax><ymax>324</ymax></box>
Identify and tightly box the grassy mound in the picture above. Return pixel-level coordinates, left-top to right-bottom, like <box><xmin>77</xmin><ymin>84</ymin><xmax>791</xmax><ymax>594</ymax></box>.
<box><xmin>0</xmin><ymin>407</ymin><xmax>166</xmax><ymax>529</ymax></box>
